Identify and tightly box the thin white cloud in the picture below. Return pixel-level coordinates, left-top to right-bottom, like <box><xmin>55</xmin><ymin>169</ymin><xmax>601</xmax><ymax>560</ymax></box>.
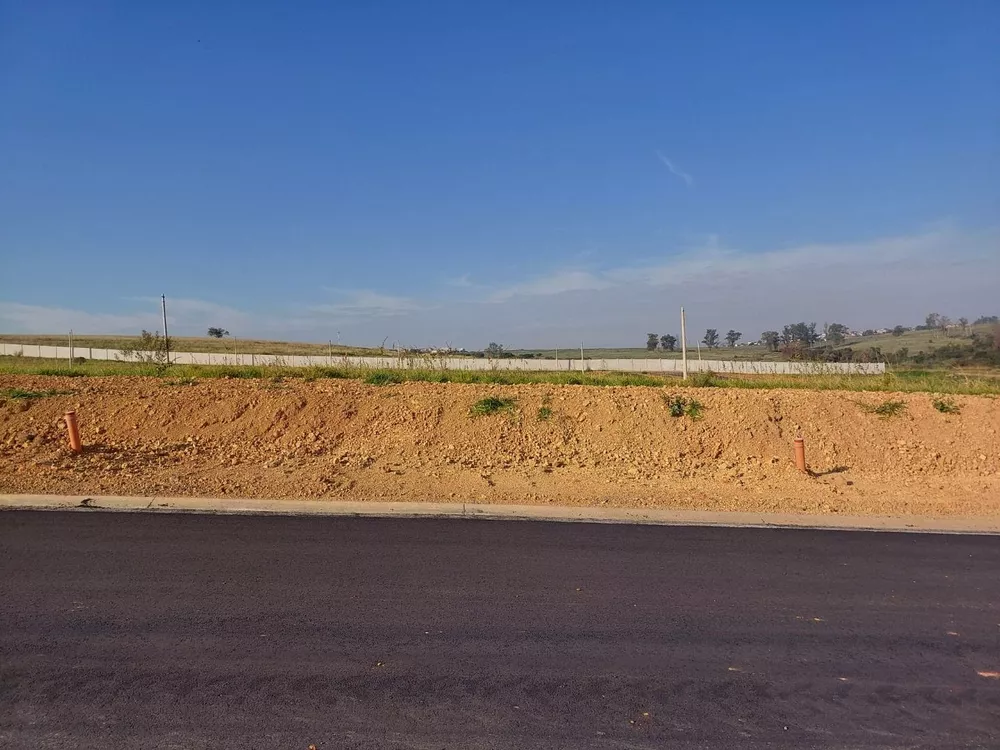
<box><xmin>655</xmin><ymin>150</ymin><xmax>693</xmax><ymax>186</ymax></box>
<box><xmin>490</xmin><ymin>225</ymin><xmax>994</xmax><ymax>298</ymax></box>
<box><xmin>128</xmin><ymin>297</ymin><xmax>253</xmax><ymax>324</ymax></box>
<box><xmin>3</xmin><ymin>225</ymin><xmax>996</xmax><ymax>348</ymax></box>
<box><xmin>0</xmin><ymin>302</ymin><xmax>156</xmax><ymax>334</ymax></box>
<box><xmin>310</xmin><ymin>290</ymin><xmax>426</xmax><ymax>318</ymax></box>
<box><xmin>488</xmin><ymin>270</ymin><xmax>612</xmax><ymax>302</ymax></box>
<box><xmin>0</xmin><ymin>298</ymin><xmax>258</xmax><ymax>337</ymax></box>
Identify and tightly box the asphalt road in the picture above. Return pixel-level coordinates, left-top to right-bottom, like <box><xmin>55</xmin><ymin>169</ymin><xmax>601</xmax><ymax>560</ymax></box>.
<box><xmin>1</xmin><ymin>511</ymin><xmax>998</xmax><ymax>749</ymax></box>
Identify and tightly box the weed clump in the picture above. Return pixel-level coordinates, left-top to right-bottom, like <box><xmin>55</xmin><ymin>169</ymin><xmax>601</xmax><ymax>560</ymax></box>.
<box><xmin>932</xmin><ymin>397</ymin><xmax>960</xmax><ymax>414</ymax></box>
<box><xmin>470</xmin><ymin>396</ymin><xmax>517</xmax><ymax>417</ymax></box>
<box><xmin>688</xmin><ymin>372</ymin><xmax>721</xmax><ymax>388</ymax></box>
<box><xmin>365</xmin><ymin>371</ymin><xmax>403</xmax><ymax>386</ymax></box>
<box><xmin>663</xmin><ymin>395</ymin><xmax>705</xmax><ymax>420</ymax></box>
<box><xmin>859</xmin><ymin>400</ymin><xmax>907</xmax><ymax>418</ymax></box>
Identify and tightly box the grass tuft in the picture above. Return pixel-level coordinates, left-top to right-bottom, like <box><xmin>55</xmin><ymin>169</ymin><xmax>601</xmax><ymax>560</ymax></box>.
<box><xmin>365</xmin><ymin>371</ymin><xmax>404</xmax><ymax>386</ymax></box>
<box><xmin>1</xmin><ymin>387</ymin><xmax>71</xmax><ymax>400</ymax></box>
<box><xmin>932</xmin><ymin>397</ymin><xmax>960</xmax><ymax>414</ymax></box>
<box><xmin>2</xmin><ymin>356</ymin><xmax>999</xmax><ymax>396</ymax></box>
<box><xmin>470</xmin><ymin>396</ymin><xmax>517</xmax><ymax>417</ymax></box>
<box><xmin>859</xmin><ymin>399</ymin><xmax>907</xmax><ymax>418</ymax></box>
<box><xmin>688</xmin><ymin>372</ymin><xmax>721</xmax><ymax>388</ymax></box>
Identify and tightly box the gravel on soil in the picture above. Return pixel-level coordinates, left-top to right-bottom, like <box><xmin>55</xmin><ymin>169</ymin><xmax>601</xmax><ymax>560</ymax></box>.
<box><xmin>2</xmin><ymin>375</ymin><xmax>998</xmax><ymax>517</ymax></box>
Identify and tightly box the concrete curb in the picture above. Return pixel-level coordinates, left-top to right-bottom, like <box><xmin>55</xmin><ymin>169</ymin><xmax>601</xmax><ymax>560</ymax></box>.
<box><xmin>1</xmin><ymin>494</ymin><xmax>999</xmax><ymax>535</ymax></box>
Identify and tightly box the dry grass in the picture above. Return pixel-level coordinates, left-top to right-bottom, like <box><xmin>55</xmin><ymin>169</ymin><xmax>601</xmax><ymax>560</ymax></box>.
<box><xmin>2</xmin><ymin>356</ymin><xmax>998</xmax><ymax>395</ymax></box>
<box><xmin>0</xmin><ymin>333</ymin><xmax>380</xmax><ymax>358</ymax></box>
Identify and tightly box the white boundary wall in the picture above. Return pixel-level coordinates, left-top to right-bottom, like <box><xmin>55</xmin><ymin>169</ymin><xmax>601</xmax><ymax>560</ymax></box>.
<box><xmin>1</xmin><ymin>342</ymin><xmax>885</xmax><ymax>375</ymax></box>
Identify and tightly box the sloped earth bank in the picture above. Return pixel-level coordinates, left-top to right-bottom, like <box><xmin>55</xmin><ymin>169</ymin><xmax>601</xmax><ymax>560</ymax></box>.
<box><xmin>2</xmin><ymin>375</ymin><xmax>998</xmax><ymax>517</ymax></box>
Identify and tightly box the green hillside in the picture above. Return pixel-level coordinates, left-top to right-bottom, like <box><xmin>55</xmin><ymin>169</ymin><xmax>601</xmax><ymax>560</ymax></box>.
<box><xmin>836</xmin><ymin>324</ymin><xmax>993</xmax><ymax>355</ymax></box>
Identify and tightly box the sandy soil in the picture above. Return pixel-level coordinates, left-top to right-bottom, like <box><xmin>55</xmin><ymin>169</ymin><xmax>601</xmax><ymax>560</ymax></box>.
<box><xmin>2</xmin><ymin>375</ymin><xmax>998</xmax><ymax>517</ymax></box>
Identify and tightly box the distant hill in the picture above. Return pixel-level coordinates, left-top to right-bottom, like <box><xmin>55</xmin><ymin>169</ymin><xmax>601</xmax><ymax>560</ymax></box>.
<box><xmin>836</xmin><ymin>324</ymin><xmax>994</xmax><ymax>355</ymax></box>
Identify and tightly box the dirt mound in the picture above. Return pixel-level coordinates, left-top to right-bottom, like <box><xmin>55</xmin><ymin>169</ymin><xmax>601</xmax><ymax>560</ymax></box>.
<box><xmin>2</xmin><ymin>375</ymin><xmax>998</xmax><ymax>517</ymax></box>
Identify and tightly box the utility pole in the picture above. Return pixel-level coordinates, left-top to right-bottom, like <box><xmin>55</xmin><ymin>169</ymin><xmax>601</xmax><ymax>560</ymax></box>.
<box><xmin>161</xmin><ymin>294</ymin><xmax>171</xmax><ymax>364</ymax></box>
<box><xmin>580</xmin><ymin>341</ymin><xmax>584</xmax><ymax>372</ymax></box>
<box><xmin>680</xmin><ymin>306</ymin><xmax>688</xmax><ymax>380</ymax></box>
<box><xmin>68</xmin><ymin>330</ymin><xmax>73</xmax><ymax>365</ymax></box>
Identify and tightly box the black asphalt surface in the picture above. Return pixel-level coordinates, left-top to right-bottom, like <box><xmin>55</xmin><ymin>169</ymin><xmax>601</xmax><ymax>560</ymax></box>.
<box><xmin>1</xmin><ymin>511</ymin><xmax>998</xmax><ymax>749</ymax></box>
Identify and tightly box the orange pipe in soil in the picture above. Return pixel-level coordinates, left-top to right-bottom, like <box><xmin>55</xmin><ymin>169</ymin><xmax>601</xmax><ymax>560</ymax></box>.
<box><xmin>794</xmin><ymin>436</ymin><xmax>807</xmax><ymax>473</ymax></box>
<box><xmin>64</xmin><ymin>410</ymin><xmax>83</xmax><ymax>454</ymax></box>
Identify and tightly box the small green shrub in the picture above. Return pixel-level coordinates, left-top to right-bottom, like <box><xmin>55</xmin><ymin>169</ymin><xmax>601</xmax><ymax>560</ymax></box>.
<box><xmin>663</xmin><ymin>394</ymin><xmax>704</xmax><ymax>420</ymax></box>
<box><xmin>665</xmin><ymin>395</ymin><xmax>687</xmax><ymax>417</ymax></box>
<box><xmin>537</xmin><ymin>405</ymin><xmax>553</xmax><ymax>421</ymax></box>
<box><xmin>365</xmin><ymin>371</ymin><xmax>403</xmax><ymax>386</ymax></box>
<box><xmin>686</xmin><ymin>399</ymin><xmax>704</xmax><ymax>420</ymax></box>
<box><xmin>932</xmin><ymin>397</ymin><xmax>960</xmax><ymax>414</ymax></box>
<box><xmin>470</xmin><ymin>396</ymin><xmax>517</xmax><ymax>417</ymax></box>
<box><xmin>859</xmin><ymin>400</ymin><xmax>907</xmax><ymax>418</ymax></box>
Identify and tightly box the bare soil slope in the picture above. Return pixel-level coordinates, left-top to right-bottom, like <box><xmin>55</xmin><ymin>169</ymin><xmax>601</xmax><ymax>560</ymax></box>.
<box><xmin>2</xmin><ymin>375</ymin><xmax>998</xmax><ymax>517</ymax></box>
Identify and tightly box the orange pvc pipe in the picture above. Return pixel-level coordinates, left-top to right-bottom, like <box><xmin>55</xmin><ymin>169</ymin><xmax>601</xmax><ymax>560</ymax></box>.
<box><xmin>794</xmin><ymin>436</ymin><xmax>807</xmax><ymax>473</ymax></box>
<box><xmin>64</xmin><ymin>410</ymin><xmax>82</xmax><ymax>454</ymax></box>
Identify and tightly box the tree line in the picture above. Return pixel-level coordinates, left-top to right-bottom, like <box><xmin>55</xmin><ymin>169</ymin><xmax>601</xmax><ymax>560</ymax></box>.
<box><xmin>645</xmin><ymin>329</ymin><xmax>743</xmax><ymax>351</ymax></box>
<box><xmin>645</xmin><ymin>312</ymin><xmax>998</xmax><ymax>355</ymax></box>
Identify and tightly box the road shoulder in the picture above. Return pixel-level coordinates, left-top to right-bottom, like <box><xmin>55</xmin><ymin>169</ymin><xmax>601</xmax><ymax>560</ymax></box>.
<box><xmin>2</xmin><ymin>494</ymin><xmax>998</xmax><ymax>535</ymax></box>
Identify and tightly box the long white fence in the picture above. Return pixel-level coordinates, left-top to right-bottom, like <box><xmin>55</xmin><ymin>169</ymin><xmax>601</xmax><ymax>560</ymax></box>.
<box><xmin>1</xmin><ymin>342</ymin><xmax>885</xmax><ymax>375</ymax></box>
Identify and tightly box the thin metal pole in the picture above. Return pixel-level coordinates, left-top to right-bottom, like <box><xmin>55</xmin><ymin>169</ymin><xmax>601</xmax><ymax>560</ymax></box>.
<box><xmin>161</xmin><ymin>294</ymin><xmax>171</xmax><ymax>364</ymax></box>
<box><xmin>68</xmin><ymin>330</ymin><xmax>73</xmax><ymax>365</ymax></box>
<box><xmin>580</xmin><ymin>341</ymin><xmax>584</xmax><ymax>372</ymax></box>
<box><xmin>680</xmin><ymin>307</ymin><xmax>688</xmax><ymax>380</ymax></box>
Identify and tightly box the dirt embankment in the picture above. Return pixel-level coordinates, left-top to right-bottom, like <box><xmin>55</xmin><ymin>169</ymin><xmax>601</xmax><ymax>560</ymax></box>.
<box><xmin>2</xmin><ymin>375</ymin><xmax>998</xmax><ymax>517</ymax></box>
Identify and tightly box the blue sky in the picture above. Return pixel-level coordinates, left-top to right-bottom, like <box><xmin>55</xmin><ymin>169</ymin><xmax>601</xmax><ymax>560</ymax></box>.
<box><xmin>2</xmin><ymin>1</ymin><xmax>998</xmax><ymax>347</ymax></box>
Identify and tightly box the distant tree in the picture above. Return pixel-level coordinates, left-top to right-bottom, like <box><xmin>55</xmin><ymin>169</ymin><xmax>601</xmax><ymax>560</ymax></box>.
<box><xmin>660</xmin><ymin>334</ymin><xmax>677</xmax><ymax>351</ymax></box>
<box><xmin>646</xmin><ymin>333</ymin><xmax>659</xmax><ymax>351</ymax></box>
<box><xmin>891</xmin><ymin>325</ymin><xmax>906</xmax><ymax>337</ymax></box>
<box><xmin>724</xmin><ymin>329</ymin><xmax>742</xmax><ymax>347</ymax></box>
<box><xmin>862</xmin><ymin>329</ymin><xmax>876</xmax><ymax>337</ymax></box>
<box><xmin>760</xmin><ymin>331</ymin><xmax>780</xmax><ymax>351</ymax></box>
<box><xmin>485</xmin><ymin>342</ymin><xmax>505</xmax><ymax>358</ymax></box>
<box><xmin>958</xmin><ymin>317</ymin><xmax>969</xmax><ymax>332</ymax></box>
<box><xmin>973</xmin><ymin>315</ymin><xmax>999</xmax><ymax>325</ymax></box>
<box><xmin>825</xmin><ymin>323</ymin><xmax>848</xmax><ymax>346</ymax></box>
<box><xmin>938</xmin><ymin>315</ymin><xmax>952</xmax><ymax>331</ymax></box>
<box><xmin>207</xmin><ymin>327</ymin><xmax>229</xmax><ymax>339</ymax></box>
<box><xmin>702</xmin><ymin>329</ymin><xmax>719</xmax><ymax>348</ymax></box>
<box><xmin>925</xmin><ymin>313</ymin><xmax>941</xmax><ymax>329</ymax></box>
<box><xmin>782</xmin><ymin>322</ymin><xmax>819</xmax><ymax>346</ymax></box>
